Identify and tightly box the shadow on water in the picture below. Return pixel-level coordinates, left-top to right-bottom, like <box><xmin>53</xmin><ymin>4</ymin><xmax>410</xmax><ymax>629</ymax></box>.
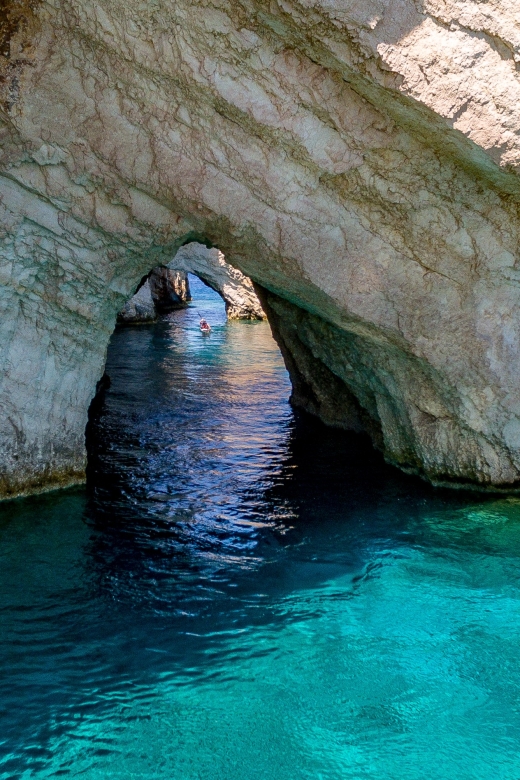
<box><xmin>2</xmin><ymin>277</ymin><xmax>520</xmax><ymax>779</ymax></box>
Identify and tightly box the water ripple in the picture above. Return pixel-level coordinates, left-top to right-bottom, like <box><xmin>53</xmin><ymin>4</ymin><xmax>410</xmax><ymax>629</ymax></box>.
<box><xmin>2</xmin><ymin>278</ymin><xmax>520</xmax><ymax>778</ymax></box>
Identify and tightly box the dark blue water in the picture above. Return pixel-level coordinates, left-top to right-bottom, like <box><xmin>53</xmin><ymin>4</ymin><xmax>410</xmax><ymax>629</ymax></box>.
<box><xmin>2</xmin><ymin>276</ymin><xmax>520</xmax><ymax>779</ymax></box>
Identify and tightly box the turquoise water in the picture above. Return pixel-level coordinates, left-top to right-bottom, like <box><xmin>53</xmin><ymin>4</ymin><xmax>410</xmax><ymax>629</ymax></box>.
<box><xmin>2</xmin><ymin>277</ymin><xmax>520</xmax><ymax>778</ymax></box>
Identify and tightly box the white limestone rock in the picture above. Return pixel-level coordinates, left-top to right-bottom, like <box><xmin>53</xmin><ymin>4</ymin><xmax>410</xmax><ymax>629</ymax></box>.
<box><xmin>3</xmin><ymin>0</ymin><xmax>520</xmax><ymax>494</ymax></box>
<box><xmin>117</xmin><ymin>279</ymin><xmax>156</xmax><ymax>324</ymax></box>
<box><xmin>170</xmin><ymin>243</ymin><xmax>266</xmax><ymax>320</ymax></box>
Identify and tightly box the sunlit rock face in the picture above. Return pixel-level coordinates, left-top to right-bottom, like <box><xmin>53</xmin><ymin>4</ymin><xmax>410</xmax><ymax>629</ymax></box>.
<box><xmin>2</xmin><ymin>0</ymin><xmax>520</xmax><ymax>495</ymax></box>
<box><xmin>169</xmin><ymin>243</ymin><xmax>266</xmax><ymax>320</ymax></box>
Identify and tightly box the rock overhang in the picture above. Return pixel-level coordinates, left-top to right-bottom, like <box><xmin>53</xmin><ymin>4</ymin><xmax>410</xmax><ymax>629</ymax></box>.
<box><xmin>2</xmin><ymin>0</ymin><xmax>520</xmax><ymax>495</ymax></box>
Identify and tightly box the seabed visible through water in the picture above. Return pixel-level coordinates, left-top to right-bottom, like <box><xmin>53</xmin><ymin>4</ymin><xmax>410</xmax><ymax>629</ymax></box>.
<box><xmin>2</xmin><ymin>276</ymin><xmax>520</xmax><ymax>779</ymax></box>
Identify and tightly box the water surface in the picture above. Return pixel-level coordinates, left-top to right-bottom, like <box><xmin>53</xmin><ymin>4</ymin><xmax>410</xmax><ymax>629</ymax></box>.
<box><xmin>2</xmin><ymin>277</ymin><xmax>520</xmax><ymax>779</ymax></box>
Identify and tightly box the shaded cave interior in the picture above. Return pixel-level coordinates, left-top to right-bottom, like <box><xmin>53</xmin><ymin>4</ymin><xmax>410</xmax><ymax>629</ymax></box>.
<box><xmin>87</xmin><ymin>246</ymin><xmax>385</xmax><ymax>489</ymax></box>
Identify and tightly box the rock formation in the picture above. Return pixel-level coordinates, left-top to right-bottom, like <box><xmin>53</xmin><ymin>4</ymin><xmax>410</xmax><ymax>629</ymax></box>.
<box><xmin>169</xmin><ymin>243</ymin><xmax>266</xmax><ymax>320</ymax></box>
<box><xmin>2</xmin><ymin>0</ymin><xmax>520</xmax><ymax>496</ymax></box>
<box><xmin>118</xmin><ymin>267</ymin><xmax>190</xmax><ymax>323</ymax></box>
<box><xmin>148</xmin><ymin>268</ymin><xmax>191</xmax><ymax>314</ymax></box>
<box><xmin>119</xmin><ymin>246</ymin><xmax>264</xmax><ymax>323</ymax></box>
<box><xmin>117</xmin><ymin>278</ymin><xmax>157</xmax><ymax>324</ymax></box>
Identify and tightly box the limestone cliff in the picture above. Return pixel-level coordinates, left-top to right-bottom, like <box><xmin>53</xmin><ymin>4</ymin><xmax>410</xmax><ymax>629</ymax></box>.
<box><xmin>2</xmin><ymin>0</ymin><xmax>520</xmax><ymax>496</ymax></box>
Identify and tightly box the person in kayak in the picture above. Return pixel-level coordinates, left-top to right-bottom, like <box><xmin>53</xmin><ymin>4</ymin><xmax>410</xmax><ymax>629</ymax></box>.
<box><xmin>200</xmin><ymin>318</ymin><xmax>211</xmax><ymax>332</ymax></box>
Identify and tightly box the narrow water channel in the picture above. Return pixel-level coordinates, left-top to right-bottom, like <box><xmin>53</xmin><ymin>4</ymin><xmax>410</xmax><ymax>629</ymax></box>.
<box><xmin>2</xmin><ymin>277</ymin><xmax>520</xmax><ymax>779</ymax></box>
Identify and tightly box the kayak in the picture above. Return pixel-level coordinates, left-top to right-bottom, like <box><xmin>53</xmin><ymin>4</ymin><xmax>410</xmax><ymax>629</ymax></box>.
<box><xmin>200</xmin><ymin>322</ymin><xmax>211</xmax><ymax>333</ymax></box>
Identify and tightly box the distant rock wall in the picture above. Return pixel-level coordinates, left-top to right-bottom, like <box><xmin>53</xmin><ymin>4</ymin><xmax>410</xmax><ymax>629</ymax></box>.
<box><xmin>117</xmin><ymin>278</ymin><xmax>157</xmax><ymax>324</ymax></box>
<box><xmin>149</xmin><ymin>268</ymin><xmax>191</xmax><ymax>314</ymax></box>
<box><xmin>3</xmin><ymin>0</ymin><xmax>520</xmax><ymax>495</ymax></box>
<box><xmin>118</xmin><ymin>247</ymin><xmax>264</xmax><ymax>324</ymax></box>
<box><xmin>118</xmin><ymin>268</ymin><xmax>191</xmax><ymax>324</ymax></box>
<box><xmin>169</xmin><ymin>243</ymin><xmax>266</xmax><ymax>320</ymax></box>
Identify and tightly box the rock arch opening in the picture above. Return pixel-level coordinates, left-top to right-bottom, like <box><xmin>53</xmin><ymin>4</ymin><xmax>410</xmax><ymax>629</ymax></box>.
<box><xmin>117</xmin><ymin>243</ymin><xmax>266</xmax><ymax>325</ymax></box>
<box><xmin>102</xmin><ymin>245</ymin><xmax>387</xmax><ymax>491</ymax></box>
<box><xmin>4</xmin><ymin>0</ymin><xmax>520</xmax><ymax>498</ymax></box>
<box><xmin>86</xmin><ymin>244</ymin><xmax>274</xmax><ymax>483</ymax></box>
<box><xmin>85</xmin><ymin>264</ymin><xmax>290</xmax><ymax>498</ymax></box>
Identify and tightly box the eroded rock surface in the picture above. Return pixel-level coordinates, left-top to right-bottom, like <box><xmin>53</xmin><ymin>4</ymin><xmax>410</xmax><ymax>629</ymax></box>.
<box><xmin>148</xmin><ymin>268</ymin><xmax>191</xmax><ymax>313</ymax></box>
<box><xmin>117</xmin><ymin>278</ymin><xmax>157</xmax><ymax>324</ymax></box>
<box><xmin>170</xmin><ymin>243</ymin><xmax>266</xmax><ymax>320</ymax></box>
<box><xmin>118</xmin><ymin>266</ymin><xmax>190</xmax><ymax>323</ymax></box>
<box><xmin>2</xmin><ymin>0</ymin><xmax>520</xmax><ymax>495</ymax></box>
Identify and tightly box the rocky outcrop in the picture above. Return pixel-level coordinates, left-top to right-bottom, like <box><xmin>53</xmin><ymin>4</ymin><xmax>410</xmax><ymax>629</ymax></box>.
<box><xmin>118</xmin><ymin>248</ymin><xmax>263</xmax><ymax>323</ymax></box>
<box><xmin>117</xmin><ymin>278</ymin><xmax>157</xmax><ymax>323</ymax></box>
<box><xmin>148</xmin><ymin>268</ymin><xmax>191</xmax><ymax>314</ymax></box>
<box><xmin>3</xmin><ymin>0</ymin><xmax>520</xmax><ymax>495</ymax></box>
<box><xmin>118</xmin><ymin>267</ymin><xmax>190</xmax><ymax>323</ymax></box>
<box><xmin>169</xmin><ymin>243</ymin><xmax>266</xmax><ymax>320</ymax></box>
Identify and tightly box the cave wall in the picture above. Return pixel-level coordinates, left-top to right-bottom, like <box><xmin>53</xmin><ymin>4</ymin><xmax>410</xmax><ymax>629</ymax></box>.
<box><xmin>2</xmin><ymin>0</ymin><xmax>520</xmax><ymax>495</ymax></box>
<box><xmin>259</xmin><ymin>287</ymin><xmax>510</xmax><ymax>488</ymax></box>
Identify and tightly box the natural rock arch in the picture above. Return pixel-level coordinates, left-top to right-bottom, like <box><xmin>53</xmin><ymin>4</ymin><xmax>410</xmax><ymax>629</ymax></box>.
<box><xmin>117</xmin><ymin>269</ymin><xmax>190</xmax><ymax>324</ymax></box>
<box><xmin>168</xmin><ymin>243</ymin><xmax>265</xmax><ymax>320</ymax></box>
<box><xmin>118</xmin><ymin>243</ymin><xmax>266</xmax><ymax>323</ymax></box>
<box><xmin>2</xmin><ymin>0</ymin><xmax>520</xmax><ymax>496</ymax></box>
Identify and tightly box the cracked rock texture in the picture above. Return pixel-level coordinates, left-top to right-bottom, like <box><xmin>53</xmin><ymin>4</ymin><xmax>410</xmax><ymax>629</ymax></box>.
<box><xmin>3</xmin><ymin>0</ymin><xmax>520</xmax><ymax>495</ymax></box>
